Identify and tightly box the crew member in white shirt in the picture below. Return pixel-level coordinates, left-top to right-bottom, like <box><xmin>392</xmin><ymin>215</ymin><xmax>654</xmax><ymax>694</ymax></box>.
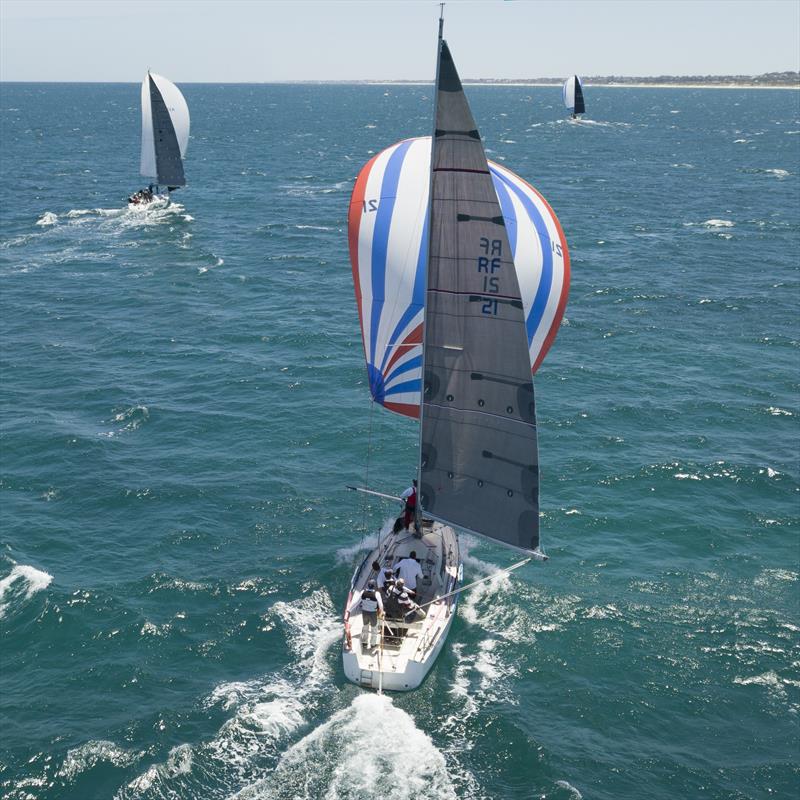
<box><xmin>395</xmin><ymin>551</ymin><xmax>423</xmax><ymax>597</ymax></box>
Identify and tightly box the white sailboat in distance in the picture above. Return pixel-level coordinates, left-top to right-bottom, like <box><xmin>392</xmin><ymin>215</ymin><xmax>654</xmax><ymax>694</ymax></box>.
<box><xmin>342</xmin><ymin>11</ymin><xmax>570</xmax><ymax>692</ymax></box>
<box><xmin>129</xmin><ymin>71</ymin><xmax>190</xmax><ymax>206</ymax></box>
<box><xmin>562</xmin><ymin>74</ymin><xmax>586</xmax><ymax>119</ymax></box>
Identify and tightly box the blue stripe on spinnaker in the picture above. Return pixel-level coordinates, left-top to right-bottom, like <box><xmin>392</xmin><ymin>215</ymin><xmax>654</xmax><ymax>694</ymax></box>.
<box><xmin>492</xmin><ymin>169</ymin><xmax>554</xmax><ymax>346</ymax></box>
<box><xmin>385</xmin><ymin>354</ymin><xmax>422</xmax><ymax>387</ymax></box>
<box><xmin>491</xmin><ymin>167</ymin><xmax>518</xmax><ymax>255</ymax></box>
<box><xmin>384</xmin><ymin>378</ymin><xmax>421</xmax><ymax>397</ymax></box>
<box><xmin>380</xmin><ymin>212</ymin><xmax>428</xmax><ymax>375</ymax></box>
<box><xmin>369</xmin><ymin>140</ymin><xmax>414</xmax><ymax>371</ymax></box>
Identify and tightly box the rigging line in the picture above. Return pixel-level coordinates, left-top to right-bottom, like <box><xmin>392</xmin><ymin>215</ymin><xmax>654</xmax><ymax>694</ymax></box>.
<box><xmin>359</xmin><ymin>397</ymin><xmax>376</xmax><ymax>550</ymax></box>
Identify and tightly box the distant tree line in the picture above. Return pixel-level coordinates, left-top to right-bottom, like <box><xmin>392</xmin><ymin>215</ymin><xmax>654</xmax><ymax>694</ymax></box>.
<box><xmin>462</xmin><ymin>71</ymin><xmax>800</xmax><ymax>87</ymax></box>
<box><xmin>358</xmin><ymin>71</ymin><xmax>799</xmax><ymax>87</ymax></box>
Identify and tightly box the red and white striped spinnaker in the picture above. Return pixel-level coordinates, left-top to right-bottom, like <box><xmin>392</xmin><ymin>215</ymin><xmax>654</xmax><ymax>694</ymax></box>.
<box><xmin>348</xmin><ymin>136</ymin><xmax>569</xmax><ymax>419</ymax></box>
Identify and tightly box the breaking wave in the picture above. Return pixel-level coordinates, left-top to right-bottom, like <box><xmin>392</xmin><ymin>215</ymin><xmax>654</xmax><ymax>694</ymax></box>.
<box><xmin>0</xmin><ymin>563</ymin><xmax>53</xmax><ymax>619</ymax></box>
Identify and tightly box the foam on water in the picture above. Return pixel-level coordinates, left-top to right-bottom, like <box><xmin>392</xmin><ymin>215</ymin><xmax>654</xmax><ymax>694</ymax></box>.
<box><xmin>119</xmin><ymin>589</ymin><xmax>341</xmax><ymax>798</ymax></box>
<box><xmin>450</xmin><ymin>637</ymin><xmax>516</xmax><ymax>712</ymax></box>
<box><xmin>99</xmin><ymin>404</ymin><xmax>150</xmax><ymax>438</ymax></box>
<box><xmin>231</xmin><ymin>694</ymin><xmax>457</xmax><ymax>800</ymax></box>
<box><xmin>57</xmin><ymin>740</ymin><xmax>142</xmax><ymax>782</ymax></box>
<box><xmin>120</xmin><ymin>744</ymin><xmax>193</xmax><ymax>797</ymax></box>
<box><xmin>335</xmin><ymin>516</ymin><xmax>396</xmax><ymax>564</ymax></box>
<box><xmin>458</xmin><ymin>538</ymin><xmax>513</xmax><ymax>627</ymax></box>
<box><xmin>691</xmin><ymin>218</ymin><xmax>735</xmax><ymax>228</ymax></box>
<box><xmin>0</xmin><ymin>564</ymin><xmax>53</xmax><ymax>618</ymax></box>
<box><xmin>61</xmin><ymin>202</ymin><xmax>192</xmax><ymax>229</ymax></box>
<box><xmin>555</xmin><ymin>780</ymin><xmax>583</xmax><ymax>799</ymax></box>
<box><xmin>36</xmin><ymin>211</ymin><xmax>58</xmax><ymax>226</ymax></box>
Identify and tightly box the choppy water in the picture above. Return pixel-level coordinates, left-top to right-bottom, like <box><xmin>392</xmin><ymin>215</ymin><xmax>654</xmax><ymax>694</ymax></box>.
<box><xmin>1</xmin><ymin>82</ymin><xmax>798</xmax><ymax>800</ymax></box>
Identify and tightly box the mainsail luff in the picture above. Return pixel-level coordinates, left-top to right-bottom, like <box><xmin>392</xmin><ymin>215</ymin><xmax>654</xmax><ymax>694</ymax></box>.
<box><xmin>419</xmin><ymin>39</ymin><xmax>540</xmax><ymax>554</ymax></box>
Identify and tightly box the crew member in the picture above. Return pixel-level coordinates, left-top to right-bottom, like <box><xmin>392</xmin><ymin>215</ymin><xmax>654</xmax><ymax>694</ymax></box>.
<box><xmin>375</xmin><ymin>561</ymin><xmax>393</xmax><ymax>590</ymax></box>
<box><xmin>359</xmin><ymin>579</ymin><xmax>384</xmax><ymax>651</ymax></box>
<box><xmin>395</xmin><ymin>551</ymin><xmax>423</xmax><ymax>596</ymax></box>
<box><xmin>397</xmin><ymin>590</ymin><xmax>425</xmax><ymax>623</ymax></box>
<box><xmin>400</xmin><ymin>479</ymin><xmax>417</xmax><ymax>531</ymax></box>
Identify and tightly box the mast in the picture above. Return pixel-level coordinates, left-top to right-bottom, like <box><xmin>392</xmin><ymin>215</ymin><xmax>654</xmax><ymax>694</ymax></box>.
<box><xmin>415</xmin><ymin>4</ymin><xmax>445</xmax><ymax>533</ymax></box>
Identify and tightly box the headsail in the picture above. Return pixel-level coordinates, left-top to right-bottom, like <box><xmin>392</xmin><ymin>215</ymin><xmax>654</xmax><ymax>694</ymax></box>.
<box><xmin>140</xmin><ymin>72</ymin><xmax>190</xmax><ymax>187</ymax></box>
<box><xmin>562</xmin><ymin>75</ymin><xmax>585</xmax><ymax>115</ymax></box>
<box><xmin>419</xmin><ymin>40</ymin><xmax>542</xmax><ymax>554</ymax></box>
<box><xmin>348</xmin><ymin>138</ymin><xmax>569</xmax><ymax>418</ymax></box>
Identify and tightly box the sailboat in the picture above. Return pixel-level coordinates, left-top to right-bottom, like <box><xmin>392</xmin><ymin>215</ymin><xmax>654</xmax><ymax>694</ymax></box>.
<box><xmin>129</xmin><ymin>71</ymin><xmax>190</xmax><ymax>206</ymax></box>
<box><xmin>562</xmin><ymin>75</ymin><xmax>586</xmax><ymax>119</ymax></box>
<box><xmin>342</xmin><ymin>16</ymin><xmax>570</xmax><ymax>692</ymax></box>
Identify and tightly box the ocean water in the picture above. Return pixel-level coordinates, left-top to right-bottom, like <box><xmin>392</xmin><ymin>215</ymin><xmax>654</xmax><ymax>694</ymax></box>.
<box><xmin>0</xmin><ymin>81</ymin><xmax>798</xmax><ymax>800</ymax></box>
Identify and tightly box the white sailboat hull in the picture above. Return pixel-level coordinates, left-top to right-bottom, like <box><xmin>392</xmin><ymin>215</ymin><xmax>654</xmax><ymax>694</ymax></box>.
<box><xmin>342</xmin><ymin>521</ymin><xmax>461</xmax><ymax>691</ymax></box>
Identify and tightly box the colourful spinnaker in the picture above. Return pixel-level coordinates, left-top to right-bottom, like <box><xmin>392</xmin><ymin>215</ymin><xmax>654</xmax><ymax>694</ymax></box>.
<box><xmin>348</xmin><ymin>136</ymin><xmax>570</xmax><ymax>419</ymax></box>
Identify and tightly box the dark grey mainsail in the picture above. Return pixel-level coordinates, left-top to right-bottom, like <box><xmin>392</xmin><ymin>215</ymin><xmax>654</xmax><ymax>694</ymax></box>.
<box><xmin>573</xmin><ymin>77</ymin><xmax>586</xmax><ymax>115</ymax></box>
<box><xmin>419</xmin><ymin>39</ymin><xmax>540</xmax><ymax>554</ymax></box>
<box><xmin>148</xmin><ymin>75</ymin><xmax>185</xmax><ymax>188</ymax></box>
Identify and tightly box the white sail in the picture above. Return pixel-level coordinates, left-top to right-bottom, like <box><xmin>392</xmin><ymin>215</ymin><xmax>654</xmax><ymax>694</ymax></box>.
<box><xmin>562</xmin><ymin>75</ymin><xmax>585</xmax><ymax>115</ymax></box>
<box><xmin>139</xmin><ymin>72</ymin><xmax>190</xmax><ymax>185</ymax></box>
<box><xmin>150</xmin><ymin>73</ymin><xmax>190</xmax><ymax>157</ymax></box>
<box><xmin>140</xmin><ymin>76</ymin><xmax>156</xmax><ymax>179</ymax></box>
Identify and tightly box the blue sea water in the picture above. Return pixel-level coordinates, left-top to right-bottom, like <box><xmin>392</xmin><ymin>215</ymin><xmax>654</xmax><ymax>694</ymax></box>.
<box><xmin>0</xmin><ymin>81</ymin><xmax>798</xmax><ymax>800</ymax></box>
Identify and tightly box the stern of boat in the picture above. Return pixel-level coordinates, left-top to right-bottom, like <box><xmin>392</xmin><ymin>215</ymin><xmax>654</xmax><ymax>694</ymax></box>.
<box><xmin>342</xmin><ymin>521</ymin><xmax>461</xmax><ymax>691</ymax></box>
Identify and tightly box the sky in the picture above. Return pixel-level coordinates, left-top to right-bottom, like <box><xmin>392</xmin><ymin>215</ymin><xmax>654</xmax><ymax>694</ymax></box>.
<box><xmin>1</xmin><ymin>0</ymin><xmax>799</xmax><ymax>82</ymax></box>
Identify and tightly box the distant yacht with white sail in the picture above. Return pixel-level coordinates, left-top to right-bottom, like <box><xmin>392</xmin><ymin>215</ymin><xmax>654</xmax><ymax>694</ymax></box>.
<box><xmin>342</xmin><ymin>12</ymin><xmax>570</xmax><ymax>692</ymax></box>
<box><xmin>562</xmin><ymin>74</ymin><xmax>586</xmax><ymax>119</ymax></box>
<box><xmin>129</xmin><ymin>71</ymin><xmax>190</xmax><ymax>206</ymax></box>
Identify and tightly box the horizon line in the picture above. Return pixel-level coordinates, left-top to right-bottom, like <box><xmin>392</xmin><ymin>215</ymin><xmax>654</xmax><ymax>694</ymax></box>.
<box><xmin>2</xmin><ymin>78</ymin><xmax>799</xmax><ymax>87</ymax></box>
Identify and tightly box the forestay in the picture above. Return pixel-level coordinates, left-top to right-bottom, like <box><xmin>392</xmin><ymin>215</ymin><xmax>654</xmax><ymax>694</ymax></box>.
<box><xmin>348</xmin><ymin>138</ymin><xmax>569</xmax><ymax>419</ymax></box>
<box><xmin>140</xmin><ymin>72</ymin><xmax>190</xmax><ymax>187</ymax></box>
<box><xmin>562</xmin><ymin>75</ymin><xmax>585</xmax><ymax>115</ymax></box>
<box><xmin>419</xmin><ymin>40</ymin><xmax>542</xmax><ymax>554</ymax></box>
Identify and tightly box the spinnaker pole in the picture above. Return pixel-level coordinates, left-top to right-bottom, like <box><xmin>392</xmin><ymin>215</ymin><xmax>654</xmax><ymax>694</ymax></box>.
<box><xmin>417</xmin><ymin>558</ymin><xmax>531</xmax><ymax>610</ymax></box>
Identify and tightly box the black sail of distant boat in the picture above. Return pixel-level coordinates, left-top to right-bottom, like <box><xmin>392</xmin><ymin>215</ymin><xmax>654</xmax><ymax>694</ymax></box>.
<box><xmin>563</xmin><ymin>75</ymin><xmax>585</xmax><ymax>116</ymax></box>
<box><xmin>419</xmin><ymin>40</ymin><xmax>541</xmax><ymax>553</ymax></box>
<box><xmin>140</xmin><ymin>72</ymin><xmax>190</xmax><ymax>189</ymax></box>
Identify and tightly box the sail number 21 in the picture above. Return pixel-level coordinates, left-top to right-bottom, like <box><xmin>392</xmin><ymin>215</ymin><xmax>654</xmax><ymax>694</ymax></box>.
<box><xmin>477</xmin><ymin>237</ymin><xmax>502</xmax><ymax>315</ymax></box>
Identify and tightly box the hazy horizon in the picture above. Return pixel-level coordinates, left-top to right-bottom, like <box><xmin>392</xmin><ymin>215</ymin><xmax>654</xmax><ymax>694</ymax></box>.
<box><xmin>1</xmin><ymin>0</ymin><xmax>799</xmax><ymax>83</ymax></box>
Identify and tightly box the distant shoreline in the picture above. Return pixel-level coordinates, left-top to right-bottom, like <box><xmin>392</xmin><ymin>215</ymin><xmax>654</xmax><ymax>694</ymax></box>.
<box><xmin>368</xmin><ymin>81</ymin><xmax>800</xmax><ymax>90</ymax></box>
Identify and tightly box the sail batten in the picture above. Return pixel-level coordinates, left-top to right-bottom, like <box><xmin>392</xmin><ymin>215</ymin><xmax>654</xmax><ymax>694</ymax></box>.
<box><xmin>418</xmin><ymin>39</ymin><xmax>541</xmax><ymax>554</ymax></box>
